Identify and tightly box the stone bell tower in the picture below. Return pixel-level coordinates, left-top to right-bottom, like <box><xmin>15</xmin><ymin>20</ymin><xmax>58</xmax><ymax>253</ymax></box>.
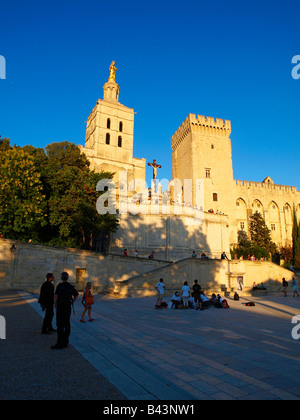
<box><xmin>79</xmin><ymin>61</ymin><xmax>146</xmax><ymax>185</ymax></box>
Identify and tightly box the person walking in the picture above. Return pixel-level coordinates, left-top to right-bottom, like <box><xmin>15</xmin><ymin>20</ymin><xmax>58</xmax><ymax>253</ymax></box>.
<box><xmin>80</xmin><ymin>282</ymin><xmax>95</xmax><ymax>322</ymax></box>
<box><xmin>282</xmin><ymin>278</ymin><xmax>288</xmax><ymax>297</ymax></box>
<box><xmin>38</xmin><ymin>273</ymin><xmax>56</xmax><ymax>334</ymax></box>
<box><xmin>51</xmin><ymin>272</ymin><xmax>78</xmax><ymax>350</ymax></box>
<box><xmin>292</xmin><ymin>278</ymin><xmax>299</xmax><ymax>297</ymax></box>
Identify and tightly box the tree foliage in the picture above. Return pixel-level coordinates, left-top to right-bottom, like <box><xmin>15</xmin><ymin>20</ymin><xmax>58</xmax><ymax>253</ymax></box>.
<box><xmin>292</xmin><ymin>206</ymin><xmax>300</xmax><ymax>268</ymax></box>
<box><xmin>0</xmin><ymin>148</ymin><xmax>47</xmax><ymax>240</ymax></box>
<box><xmin>0</xmin><ymin>136</ymin><xmax>11</xmax><ymax>152</ymax></box>
<box><xmin>0</xmin><ymin>139</ymin><xmax>118</xmax><ymax>250</ymax></box>
<box><xmin>231</xmin><ymin>211</ymin><xmax>277</xmax><ymax>260</ymax></box>
<box><xmin>249</xmin><ymin>211</ymin><xmax>277</xmax><ymax>254</ymax></box>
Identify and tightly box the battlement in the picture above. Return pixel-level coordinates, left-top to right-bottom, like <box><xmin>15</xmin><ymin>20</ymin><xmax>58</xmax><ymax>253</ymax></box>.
<box><xmin>189</xmin><ymin>114</ymin><xmax>231</xmax><ymax>131</ymax></box>
<box><xmin>171</xmin><ymin>113</ymin><xmax>231</xmax><ymax>151</ymax></box>
<box><xmin>235</xmin><ymin>179</ymin><xmax>298</xmax><ymax>193</ymax></box>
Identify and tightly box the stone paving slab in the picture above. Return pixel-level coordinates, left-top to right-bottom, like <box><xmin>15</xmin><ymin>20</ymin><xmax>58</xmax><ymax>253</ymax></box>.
<box><xmin>2</xmin><ymin>290</ymin><xmax>300</xmax><ymax>400</ymax></box>
<box><xmin>0</xmin><ymin>291</ymin><xmax>126</xmax><ymax>400</ymax></box>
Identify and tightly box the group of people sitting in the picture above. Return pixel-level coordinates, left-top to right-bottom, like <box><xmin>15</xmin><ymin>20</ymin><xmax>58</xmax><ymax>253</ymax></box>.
<box><xmin>252</xmin><ymin>282</ymin><xmax>267</xmax><ymax>290</ymax></box>
<box><xmin>169</xmin><ymin>280</ymin><xmax>229</xmax><ymax>310</ymax></box>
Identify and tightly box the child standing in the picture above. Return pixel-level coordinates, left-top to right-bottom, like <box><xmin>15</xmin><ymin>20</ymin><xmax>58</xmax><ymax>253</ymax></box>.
<box><xmin>80</xmin><ymin>282</ymin><xmax>94</xmax><ymax>323</ymax></box>
<box><xmin>181</xmin><ymin>281</ymin><xmax>190</xmax><ymax>309</ymax></box>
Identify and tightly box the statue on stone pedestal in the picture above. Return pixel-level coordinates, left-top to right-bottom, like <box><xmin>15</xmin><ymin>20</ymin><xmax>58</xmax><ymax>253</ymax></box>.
<box><xmin>108</xmin><ymin>61</ymin><xmax>118</xmax><ymax>82</ymax></box>
<box><xmin>148</xmin><ymin>159</ymin><xmax>162</xmax><ymax>194</ymax></box>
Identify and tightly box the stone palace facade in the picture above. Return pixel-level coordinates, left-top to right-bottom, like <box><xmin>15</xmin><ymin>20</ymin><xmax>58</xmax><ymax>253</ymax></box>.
<box><xmin>80</xmin><ymin>62</ymin><xmax>300</xmax><ymax>257</ymax></box>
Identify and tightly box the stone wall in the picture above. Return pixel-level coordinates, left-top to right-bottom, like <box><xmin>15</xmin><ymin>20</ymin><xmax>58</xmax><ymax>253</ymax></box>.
<box><xmin>0</xmin><ymin>238</ymin><xmax>168</xmax><ymax>293</ymax></box>
<box><xmin>109</xmin><ymin>211</ymin><xmax>230</xmax><ymax>261</ymax></box>
<box><xmin>0</xmin><ymin>239</ymin><xmax>295</xmax><ymax>299</ymax></box>
<box><xmin>114</xmin><ymin>258</ymin><xmax>296</xmax><ymax>298</ymax></box>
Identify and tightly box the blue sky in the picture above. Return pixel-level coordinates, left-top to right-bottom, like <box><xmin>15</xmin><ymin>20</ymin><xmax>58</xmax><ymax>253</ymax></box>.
<box><xmin>0</xmin><ymin>0</ymin><xmax>299</xmax><ymax>189</ymax></box>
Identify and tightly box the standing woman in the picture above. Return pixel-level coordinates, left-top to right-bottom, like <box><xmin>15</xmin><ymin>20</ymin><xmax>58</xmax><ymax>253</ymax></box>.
<box><xmin>80</xmin><ymin>282</ymin><xmax>95</xmax><ymax>323</ymax></box>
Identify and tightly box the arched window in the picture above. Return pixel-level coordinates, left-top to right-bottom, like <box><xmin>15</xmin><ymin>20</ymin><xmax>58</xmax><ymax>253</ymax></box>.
<box><xmin>118</xmin><ymin>136</ymin><xmax>122</xmax><ymax>147</ymax></box>
<box><xmin>119</xmin><ymin>121</ymin><xmax>123</xmax><ymax>132</ymax></box>
<box><xmin>107</xmin><ymin>118</ymin><xmax>111</xmax><ymax>129</ymax></box>
<box><xmin>106</xmin><ymin>133</ymin><xmax>110</xmax><ymax>145</ymax></box>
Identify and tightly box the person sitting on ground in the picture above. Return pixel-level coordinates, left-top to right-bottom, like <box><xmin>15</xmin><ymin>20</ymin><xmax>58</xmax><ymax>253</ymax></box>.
<box><xmin>189</xmin><ymin>296</ymin><xmax>196</xmax><ymax>309</ymax></box>
<box><xmin>210</xmin><ymin>293</ymin><xmax>217</xmax><ymax>305</ymax></box>
<box><xmin>252</xmin><ymin>282</ymin><xmax>259</xmax><ymax>290</ymax></box>
<box><xmin>260</xmin><ymin>282</ymin><xmax>267</xmax><ymax>290</ymax></box>
<box><xmin>170</xmin><ymin>292</ymin><xmax>182</xmax><ymax>309</ymax></box>
<box><xmin>200</xmin><ymin>291</ymin><xmax>210</xmax><ymax>308</ymax></box>
<box><xmin>234</xmin><ymin>291</ymin><xmax>240</xmax><ymax>301</ymax></box>
<box><xmin>214</xmin><ymin>294</ymin><xmax>224</xmax><ymax>308</ymax></box>
<box><xmin>10</xmin><ymin>243</ymin><xmax>16</xmax><ymax>253</ymax></box>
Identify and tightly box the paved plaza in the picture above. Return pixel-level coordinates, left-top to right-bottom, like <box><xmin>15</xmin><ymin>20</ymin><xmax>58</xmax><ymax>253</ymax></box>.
<box><xmin>1</xmin><ymin>289</ymin><xmax>300</xmax><ymax>400</ymax></box>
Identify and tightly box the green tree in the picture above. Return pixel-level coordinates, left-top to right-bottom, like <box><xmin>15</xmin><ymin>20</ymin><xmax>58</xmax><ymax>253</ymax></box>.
<box><xmin>43</xmin><ymin>142</ymin><xmax>118</xmax><ymax>249</ymax></box>
<box><xmin>0</xmin><ymin>136</ymin><xmax>11</xmax><ymax>152</ymax></box>
<box><xmin>249</xmin><ymin>211</ymin><xmax>276</xmax><ymax>255</ymax></box>
<box><xmin>0</xmin><ymin>149</ymin><xmax>47</xmax><ymax>240</ymax></box>
<box><xmin>1</xmin><ymin>140</ymin><xmax>118</xmax><ymax>249</ymax></box>
<box><xmin>231</xmin><ymin>230</ymin><xmax>269</xmax><ymax>260</ymax></box>
<box><xmin>292</xmin><ymin>206</ymin><xmax>300</xmax><ymax>268</ymax></box>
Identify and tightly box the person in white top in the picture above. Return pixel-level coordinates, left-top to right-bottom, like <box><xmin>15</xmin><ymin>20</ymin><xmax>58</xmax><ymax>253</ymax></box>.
<box><xmin>181</xmin><ymin>281</ymin><xmax>190</xmax><ymax>309</ymax></box>
<box><xmin>292</xmin><ymin>278</ymin><xmax>299</xmax><ymax>297</ymax></box>
<box><xmin>155</xmin><ymin>278</ymin><xmax>165</xmax><ymax>308</ymax></box>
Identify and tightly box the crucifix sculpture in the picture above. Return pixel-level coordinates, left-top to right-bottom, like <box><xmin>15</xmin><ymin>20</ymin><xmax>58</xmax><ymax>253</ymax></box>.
<box><xmin>148</xmin><ymin>159</ymin><xmax>162</xmax><ymax>194</ymax></box>
<box><xmin>148</xmin><ymin>159</ymin><xmax>161</xmax><ymax>180</ymax></box>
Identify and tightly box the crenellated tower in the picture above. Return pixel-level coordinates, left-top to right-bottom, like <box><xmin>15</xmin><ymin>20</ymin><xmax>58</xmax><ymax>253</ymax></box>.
<box><xmin>171</xmin><ymin>113</ymin><xmax>234</xmax><ymax>217</ymax></box>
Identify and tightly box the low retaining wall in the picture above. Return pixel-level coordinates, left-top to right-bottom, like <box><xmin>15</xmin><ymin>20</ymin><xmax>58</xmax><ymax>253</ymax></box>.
<box><xmin>0</xmin><ymin>239</ymin><xmax>169</xmax><ymax>293</ymax></box>
<box><xmin>0</xmin><ymin>239</ymin><xmax>296</xmax><ymax>298</ymax></box>
<box><xmin>114</xmin><ymin>258</ymin><xmax>296</xmax><ymax>298</ymax></box>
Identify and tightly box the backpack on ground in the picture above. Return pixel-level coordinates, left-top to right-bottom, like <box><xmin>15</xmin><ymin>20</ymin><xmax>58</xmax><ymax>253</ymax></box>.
<box><xmin>222</xmin><ymin>299</ymin><xmax>230</xmax><ymax>308</ymax></box>
<box><xmin>243</xmin><ymin>301</ymin><xmax>255</xmax><ymax>307</ymax></box>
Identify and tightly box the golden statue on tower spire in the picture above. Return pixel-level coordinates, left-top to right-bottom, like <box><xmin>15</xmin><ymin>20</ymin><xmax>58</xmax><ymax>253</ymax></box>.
<box><xmin>108</xmin><ymin>61</ymin><xmax>118</xmax><ymax>82</ymax></box>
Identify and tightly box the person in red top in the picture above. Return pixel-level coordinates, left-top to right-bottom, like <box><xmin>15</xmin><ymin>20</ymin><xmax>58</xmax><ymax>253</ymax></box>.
<box><xmin>80</xmin><ymin>282</ymin><xmax>94</xmax><ymax>323</ymax></box>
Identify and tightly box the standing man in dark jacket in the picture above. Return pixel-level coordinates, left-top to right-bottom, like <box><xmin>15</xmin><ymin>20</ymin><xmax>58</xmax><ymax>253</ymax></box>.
<box><xmin>38</xmin><ymin>273</ymin><xmax>56</xmax><ymax>334</ymax></box>
<box><xmin>51</xmin><ymin>272</ymin><xmax>79</xmax><ymax>350</ymax></box>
